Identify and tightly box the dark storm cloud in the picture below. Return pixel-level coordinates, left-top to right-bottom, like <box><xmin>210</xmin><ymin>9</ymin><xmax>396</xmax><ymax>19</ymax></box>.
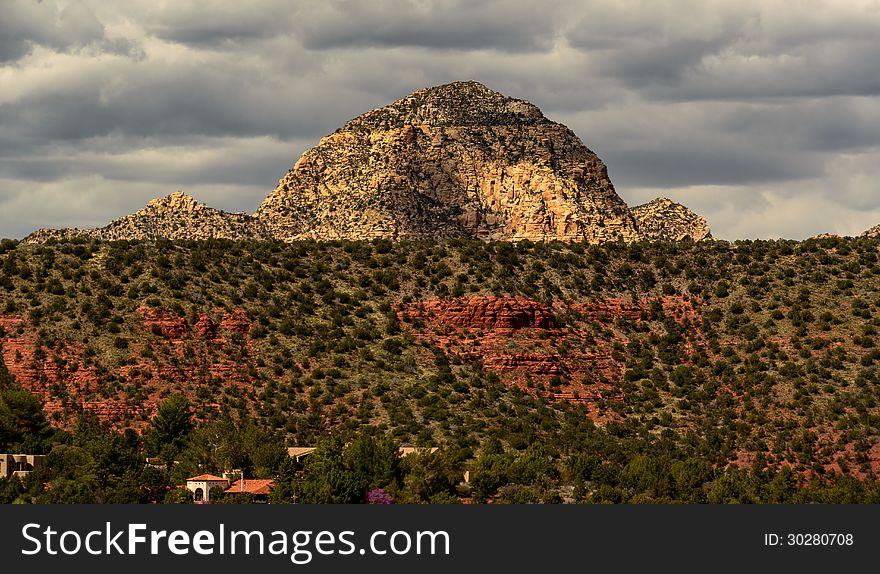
<box><xmin>644</xmin><ymin>46</ymin><xmax>880</xmax><ymax>101</ymax></box>
<box><xmin>292</xmin><ymin>0</ymin><xmax>566</xmax><ymax>52</ymax></box>
<box><xmin>0</xmin><ymin>137</ymin><xmax>307</xmax><ymax>187</ymax></box>
<box><xmin>3</xmin><ymin>82</ymin><xmax>254</xmax><ymax>141</ymax></box>
<box><xmin>605</xmin><ymin>147</ymin><xmax>815</xmax><ymax>189</ymax></box>
<box><xmin>0</xmin><ymin>0</ymin><xmax>136</xmax><ymax>62</ymax></box>
<box><xmin>1</xmin><ymin>0</ymin><xmax>880</xmax><ymax>239</ymax></box>
<box><xmin>566</xmin><ymin>1</ymin><xmax>880</xmax><ymax>101</ymax></box>
<box><xmin>556</xmin><ymin>94</ymin><xmax>880</xmax><ymax>193</ymax></box>
<box><xmin>131</xmin><ymin>0</ymin><xmax>566</xmax><ymax>53</ymax></box>
<box><xmin>0</xmin><ymin>62</ymin><xmax>335</xmax><ymax>142</ymax></box>
<box><xmin>144</xmin><ymin>3</ymin><xmax>295</xmax><ymax>48</ymax></box>
<box><xmin>713</xmin><ymin>97</ymin><xmax>880</xmax><ymax>153</ymax></box>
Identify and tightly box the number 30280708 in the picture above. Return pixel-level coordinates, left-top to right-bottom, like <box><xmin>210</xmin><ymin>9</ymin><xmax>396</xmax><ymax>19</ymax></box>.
<box><xmin>764</xmin><ymin>533</ymin><xmax>854</xmax><ymax>546</ymax></box>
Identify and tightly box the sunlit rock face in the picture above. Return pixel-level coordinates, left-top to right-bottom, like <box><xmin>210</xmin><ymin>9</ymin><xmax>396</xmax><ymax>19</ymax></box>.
<box><xmin>256</xmin><ymin>80</ymin><xmax>641</xmax><ymax>243</ymax></box>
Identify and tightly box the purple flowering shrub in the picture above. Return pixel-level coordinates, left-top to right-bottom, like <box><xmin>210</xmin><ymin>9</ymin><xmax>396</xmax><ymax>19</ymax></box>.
<box><xmin>366</xmin><ymin>488</ymin><xmax>393</xmax><ymax>504</ymax></box>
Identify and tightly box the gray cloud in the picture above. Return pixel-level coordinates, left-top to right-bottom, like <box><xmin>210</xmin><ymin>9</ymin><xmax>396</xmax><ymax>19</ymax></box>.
<box><xmin>0</xmin><ymin>135</ymin><xmax>308</xmax><ymax>187</ymax></box>
<box><xmin>566</xmin><ymin>1</ymin><xmax>880</xmax><ymax>100</ymax></box>
<box><xmin>141</xmin><ymin>1</ymin><xmax>297</xmax><ymax>48</ymax></box>
<box><xmin>292</xmin><ymin>0</ymin><xmax>567</xmax><ymax>52</ymax></box>
<box><xmin>1</xmin><ymin>0</ymin><xmax>880</xmax><ymax>240</ymax></box>
<box><xmin>605</xmin><ymin>147</ymin><xmax>814</xmax><ymax>189</ymax></box>
<box><xmin>0</xmin><ymin>0</ymin><xmax>137</xmax><ymax>62</ymax></box>
<box><xmin>0</xmin><ymin>59</ymin><xmax>335</xmax><ymax>142</ymax></box>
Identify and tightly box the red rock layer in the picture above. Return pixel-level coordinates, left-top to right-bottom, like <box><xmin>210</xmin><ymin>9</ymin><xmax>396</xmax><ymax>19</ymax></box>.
<box><xmin>138</xmin><ymin>306</ymin><xmax>188</xmax><ymax>339</ymax></box>
<box><xmin>0</xmin><ymin>307</ymin><xmax>258</xmax><ymax>431</ymax></box>
<box><xmin>403</xmin><ymin>296</ymin><xmax>556</xmax><ymax>329</ymax></box>
<box><xmin>401</xmin><ymin>294</ymin><xmax>704</xmax><ymax>423</ymax></box>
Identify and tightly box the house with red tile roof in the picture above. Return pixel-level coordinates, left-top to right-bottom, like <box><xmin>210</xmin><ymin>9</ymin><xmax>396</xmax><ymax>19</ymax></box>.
<box><xmin>185</xmin><ymin>474</ymin><xmax>230</xmax><ymax>502</ymax></box>
<box><xmin>225</xmin><ymin>479</ymin><xmax>275</xmax><ymax>502</ymax></box>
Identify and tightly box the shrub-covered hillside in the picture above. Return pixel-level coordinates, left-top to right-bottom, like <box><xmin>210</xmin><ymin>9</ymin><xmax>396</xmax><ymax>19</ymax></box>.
<box><xmin>2</xmin><ymin>236</ymin><xmax>880</xmax><ymax>503</ymax></box>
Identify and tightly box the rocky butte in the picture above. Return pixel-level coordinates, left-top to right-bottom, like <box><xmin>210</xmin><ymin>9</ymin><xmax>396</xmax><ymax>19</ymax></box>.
<box><xmin>25</xmin><ymin>81</ymin><xmax>710</xmax><ymax>244</ymax></box>
<box><xmin>631</xmin><ymin>197</ymin><xmax>712</xmax><ymax>242</ymax></box>
<box><xmin>27</xmin><ymin>191</ymin><xmax>270</xmax><ymax>242</ymax></box>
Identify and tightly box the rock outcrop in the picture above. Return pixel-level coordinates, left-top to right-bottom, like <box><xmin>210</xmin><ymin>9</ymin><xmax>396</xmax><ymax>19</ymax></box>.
<box><xmin>0</xmin><ymin>306</ymin><xmax>258</xmax><ymax>430</ymax></box>
<box><xmin>256</xmin><ymin>80</ymin><xmax>643</xmax><ymax>243</ymax></box>
<box><xmin>400</xmin><ymin>293</ymin><xmax>705</xmax><ymax>422</ymax></box>
<box><xmin>402</xmin><ymin>296</ymin><xmax>557</xmax><ymax>330</ymax></box>
<box><xmin>24</xmin><ymin>82</ymin><xmax>712</xmax><ymax>244</ymax></box>
<box><xmin>861</xmin><ymin>224</ymin><xmax>880</xmax><ymax>238</ymax></box>
<box><xmin>25</xmin><ymin>192</ymin><xmax>270</xmax><ymax>243</ymax></box>
<box><xmin>631</xmin><ymin>197</ymin><xmax>712</xmax><ymax>242</ymax></box>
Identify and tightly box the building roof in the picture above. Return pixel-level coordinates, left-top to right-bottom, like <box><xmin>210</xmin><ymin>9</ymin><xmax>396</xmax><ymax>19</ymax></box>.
<box><xmin>225</xmin><ymin>479</ymin><xmax>275</xmax><ymax>495</ymax></box>
<box><xmin>187</xmin><ymin>474</ymin><xmax>228</xmax><ymax>482</ymax></box>
<box><xmin>287</xmin><ymin>447</ymin><xmax>317</xmax><ymax>457</ymax></box>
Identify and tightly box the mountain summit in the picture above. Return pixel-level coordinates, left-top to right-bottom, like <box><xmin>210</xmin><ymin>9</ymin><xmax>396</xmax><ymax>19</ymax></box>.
<box><xmin>25</xmin><ymin>81</ymin><xmax>710</xmax><ymax>244</ymax></box>
<box><xmin>340</xmin><ymin>80</ymin><xmax>550</xmax><ymax>129</ymax></box>
<box><xmin>256</xmin><ymin>80</ymin><xmax>642</xmax><ymax>242</ymax></box>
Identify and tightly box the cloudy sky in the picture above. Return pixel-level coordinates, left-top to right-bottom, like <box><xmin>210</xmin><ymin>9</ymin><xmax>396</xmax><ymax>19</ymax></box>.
<box><xmin>2</xmin><ymin>0</ymin><xmax>880</xmax><ymax>240</ymax></box>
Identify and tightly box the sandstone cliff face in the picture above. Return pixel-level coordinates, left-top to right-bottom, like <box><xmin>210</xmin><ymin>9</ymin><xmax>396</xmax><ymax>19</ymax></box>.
<box><xmin>631</xmin><ymin>197</ymin><xmax>712</xmax><ymax>242</ymax></box>
<box><xmin>256</xmin><ymin>80</ymin><xmax>642</xmax><ymax>243</ymax></box>
<box><xmin>25</xmin><ymin>192</ymin><xmax>269</xmax><ymax>243</ymax></box>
